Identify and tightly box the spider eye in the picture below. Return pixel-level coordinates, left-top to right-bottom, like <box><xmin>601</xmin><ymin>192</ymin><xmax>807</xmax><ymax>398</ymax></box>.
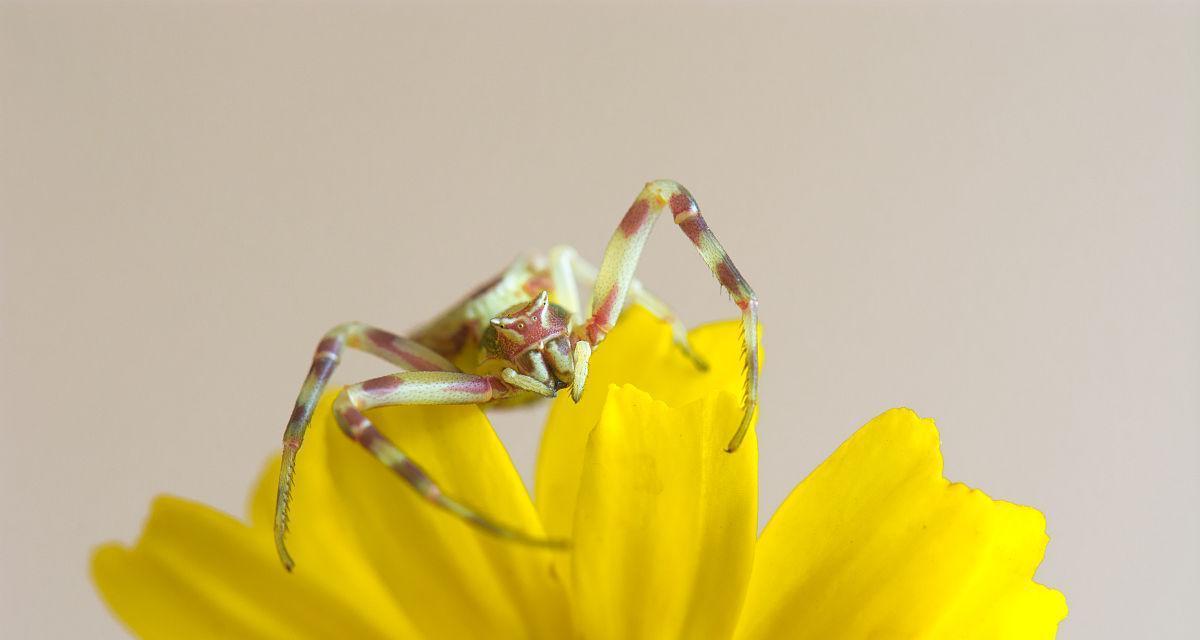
<box><xmin>515</xmin><ymin>321</ymin><xmax>526</xmax><ymax>331</ymax></box>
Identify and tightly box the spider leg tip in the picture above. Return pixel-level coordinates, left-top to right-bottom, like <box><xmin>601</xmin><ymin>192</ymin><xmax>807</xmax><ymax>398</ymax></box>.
<box><xmin>276</xmin><ymin>537</ymin><xmax>296</xmax><ymax>572</ymax></box>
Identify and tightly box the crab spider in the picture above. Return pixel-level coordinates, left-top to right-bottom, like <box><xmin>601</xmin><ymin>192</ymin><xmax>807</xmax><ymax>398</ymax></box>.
<box><xmin>275</xmin><ymin>180</ymin><xmax>758</xmax><ymax>570</ymax></box>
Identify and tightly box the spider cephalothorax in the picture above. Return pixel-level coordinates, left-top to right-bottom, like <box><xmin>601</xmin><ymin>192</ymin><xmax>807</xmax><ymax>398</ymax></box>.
<box><xmin>273</xmin><ymin>180</ymin><xmax>758</xmax><ymax>570</ymax></box>
<box><xmin>480</xmin><ymin>291</ymin><xmax>590</xmax><ymax>398</ymax></box>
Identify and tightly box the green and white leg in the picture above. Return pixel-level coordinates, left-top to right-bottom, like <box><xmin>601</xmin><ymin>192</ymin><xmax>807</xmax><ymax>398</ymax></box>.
<box><xmin>275</xmin><ymin>322</ymin><xmax>460</xmax><ymax>569</ymax></box>
<box><xmin>581</xmin><ymin>180</ymin><xmax>759</xmax><ymax>453</ymax></box>
<box><xmin>330</xmin><ymin>372</ymin><xmax>565</xmax><ymax>553</ymax></box>
<box><xmin>411</xmin><ymin>256</ymin><xmax>539</xmax><ymax>359</ymax></box>
<box><xmin>549</xmin><ymin>244</ymin><xmax>707</xmax><ymax>369</ymax></box>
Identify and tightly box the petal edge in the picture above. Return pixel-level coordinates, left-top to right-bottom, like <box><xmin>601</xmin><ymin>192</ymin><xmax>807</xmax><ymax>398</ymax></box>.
<box><xmin>735</xmin><ymin>408</ymin><xmax>1067</xmax><ymax>640</ymax></box>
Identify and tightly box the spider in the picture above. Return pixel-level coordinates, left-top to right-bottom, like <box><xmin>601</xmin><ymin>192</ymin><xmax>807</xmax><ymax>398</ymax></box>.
<box><xmin>274</xmin><ymin>180</ymin><xmax>759</xmax><ymax>570</ymax></box>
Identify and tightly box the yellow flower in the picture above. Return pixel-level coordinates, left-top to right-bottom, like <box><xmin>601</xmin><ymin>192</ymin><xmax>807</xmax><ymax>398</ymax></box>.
<box><xmin>92</xmin><ymin>307</ymin><xmax>1067</xmax><ymax>639</ymax></box>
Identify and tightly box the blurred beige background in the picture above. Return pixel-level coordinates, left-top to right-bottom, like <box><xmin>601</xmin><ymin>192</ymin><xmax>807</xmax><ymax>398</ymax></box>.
<box><xmin>1</xmin><ymin>2</ymin><xmax>1196</xmax><ymax>638</ymax></box>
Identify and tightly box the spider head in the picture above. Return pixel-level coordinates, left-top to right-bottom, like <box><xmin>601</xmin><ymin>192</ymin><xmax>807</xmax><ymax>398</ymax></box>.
<box><xmin>481</xmin><ymin>291</ymin><xmax>590</xmax><ymax>400</ymax></box>
<box><xmin>483</xmin><ymin>291</ymin><xmax>570</xmax><ymax>365</ymax></box>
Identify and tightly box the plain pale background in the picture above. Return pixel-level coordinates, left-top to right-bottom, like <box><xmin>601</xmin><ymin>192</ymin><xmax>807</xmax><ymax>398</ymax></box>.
<box><xmin>1</xmin><ymin>2</ymin><xmax>1196</xmax><ymax>638</ymax></box>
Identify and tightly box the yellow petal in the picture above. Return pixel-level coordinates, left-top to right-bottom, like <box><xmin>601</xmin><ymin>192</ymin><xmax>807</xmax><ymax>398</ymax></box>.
<box><xmin>246</xmin><ymin>394</ymin><xmax>416</xmax><ymax>637</ymax></box>
<box><xmin>571</xmin><ymin>385</ymin><xmax>757</xmax><ymax>639</ymax></box>
<box><xmin>278</xmin><ymin>391</ymin><xmax>571</xmax><ymax>639</ymax></box>
<box><xmin>92</xmin><ymin>496</ymin><xmax>397</xmax><ymax>640</ymax></box>
<box><xmin>535</xmin><ymin>306</ymin><xmax>752</xmax><ymax>542</ymax></box>
<box><xmin>734</xmin><ymin>409</ymin><xmax>1068</xmax><ymax>640</ymax></box>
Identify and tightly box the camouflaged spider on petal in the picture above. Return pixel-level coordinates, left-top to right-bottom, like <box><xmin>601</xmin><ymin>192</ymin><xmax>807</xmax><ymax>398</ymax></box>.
<box><xmin>274</xmin><ymin>180</ymin><xmax>759</xmax><ymax>571</ymax></box>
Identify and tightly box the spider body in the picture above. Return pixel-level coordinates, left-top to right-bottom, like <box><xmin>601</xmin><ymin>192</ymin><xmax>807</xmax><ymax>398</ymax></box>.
<box><xmin>416</xmin><ymin>262</ymin><xmax>596</xmax><ymax>403</ymax></box>
<box><xmin>275</xmin><ymin>180</ymin><xmax>759</xmax><ymax>570</ymax></box>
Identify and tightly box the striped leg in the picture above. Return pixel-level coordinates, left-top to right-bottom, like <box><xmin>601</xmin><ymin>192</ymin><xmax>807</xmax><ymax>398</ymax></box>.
<box><xmin>411</xmin><ymin>256</ymin><xmax>534</xmax><ymax>359</ymax></box>
<box><xmin>550</xmin><ymin>244</ymin><xmax>706</xmax><ymax>369</ymax></box>
<box><xmin>276</xmin><ymin>324</ymin><xmax>460</xmax><ymax>570</ymax></box>
<box><xmin>331</xmin><ymin>372</ymin><xmax>566</xmax><ymax>553</ymax></box>
<box><xmin>583</xmin><ymin>180</ymin><xmax>759</xmax><ymax>453</ymax></box>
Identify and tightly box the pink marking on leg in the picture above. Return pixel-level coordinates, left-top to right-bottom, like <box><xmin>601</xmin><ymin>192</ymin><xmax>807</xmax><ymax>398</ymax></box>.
<box><xmin>362</xmin><ymin>375</ymin><xmax>403</xmax><ymax>395</ymax></box>
<box><xmin>351</xmin><ymin>420</ymin><xmax>377</xmax><ymax>444</ymax></box>
<box><xmin>332</xmin><ymin>398</ymin><xmax>371</xmax><ymax>439</ymax></box>
<box><xmin>365</xmin><ymin>328</ymin><xmax>440</xmax><ymax>370</ymax></box>
<box><xmin>446</xmin><ymin>378</ymin><xmax>490</xmax><ymax>394</ymax></box>
<box><xmin>594</xmin><ymin>288</ymin><xmax>618</xmax><ymax>324</ymax></box>
<box><xmin>314</xmin><ymin>336</ymin><xmax>340</xmax><ymax>357</ymax></box>
<box><xmin>586</xmin><ymin>288</ymin><xmax>620</xmax><ymax>342</ymax></box>
<box><xmin>522</xmin><ymin>273</ymin><xmax>554</xmax><ymax>296</ymax></box>
<box><xmin>618</xmin><ymin>199</ymin><xmax>650</xmax><ymax>237</ymax></box>
<box><xmin>716</xmin><ymin>261</ymin><xmax>751</xmax><ymax>309</ymax></box>
<box><xmin>716</xmin><ymin>261</ymin><xmax>740</xmax><ymax>291</ymax></box>
<box><xmin>679</xmin><ymin>218</ymin><xmax>705</xmax><ymax>244</ymax></box>
<box><xmin>669</xmin><ymin>192</ymin><xmax>695</xmax><ymax>216</ymax></box>
<box><xmin>365</xmin><ymin>328</ymin><xmax>399</xmax><ymax>351</ymax></box>
<box><xmin>395</xmin><ymin>460</ymin><xmax>430</xmax><ymax>491</ymax></box>
<box><xmin>288</xmin><ymin>403</ymin><xmax>306</xmax><ymax>425</ymax></box>
<box><xmin>311</xmin><ymin>357</ymin><xmax>336</xmax><ymax>378</ymax></box>
<box><xmin>446</xmin><ymin>376</ymin><xmax>507</xmax><ymax>398</ymax></box>
<box><xmin>400</xmin><ymin>352</ymin><xmax>437</xmax><ymax>371</ymax></box>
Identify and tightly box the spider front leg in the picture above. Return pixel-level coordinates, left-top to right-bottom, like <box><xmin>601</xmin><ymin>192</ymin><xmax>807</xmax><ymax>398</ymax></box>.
<box><xmin>332</xmin><ymin>372</ymin><xmax>566</xmax><ymax>550</ymax></box>
<box><xmin>583</xmin><ymin>180</ymin><xmax>759</xmax><ymax>453</ymax></box>
<box><xmin>549</xmin><ymin>244</ymin><xmax>707</xmax><ymax>370</ymax></box>
<box><xmin>276</xmin><ymin>323</ymin><xmax>459</xmax><ymax>570</ymax></box>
